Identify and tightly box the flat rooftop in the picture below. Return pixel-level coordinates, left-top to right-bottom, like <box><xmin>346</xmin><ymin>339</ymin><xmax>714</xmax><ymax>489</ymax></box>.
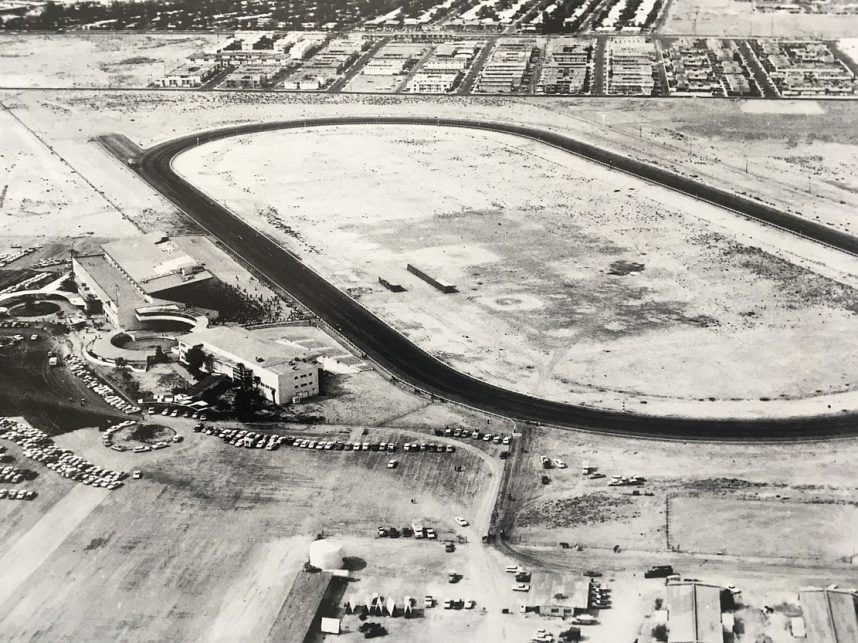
<box><xmin>800</xmin><ymin>589</ymin><xmax>858</xmax><ymax>643</ymax></box>
<box><xmin>75</xmin><ymin>253</ymin><xmax>185</xmax><ymax>328</ymax></box>
<box><xmin>267</xmin><ymin>572</ymin><xmax>343</xmax><ymax>643</ymax></box>
<box><xmin>667</xmin><ymin>582</ymin><xmax>723</xmax><ymax>643</ymax></box>
<box><xmin>181</xmin><ymin>325</ymin><xmax>314</xmax><ymax>373</ymax></box>
<box><xmin>74</xmin><ymin>253</ymin><xmax>147</xmax><ymax>327</ymax></box>
<box><xmin>102</xmin><ymin>232</ymin><xmax>212</xmax><ymax>295</ymax></box>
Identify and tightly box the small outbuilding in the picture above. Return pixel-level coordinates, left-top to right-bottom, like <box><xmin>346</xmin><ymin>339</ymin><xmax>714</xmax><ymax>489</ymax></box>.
<box><xmin>320</xmin><ymin>617</ymin><xmax>340</xmax><ymax>634</ymax></box>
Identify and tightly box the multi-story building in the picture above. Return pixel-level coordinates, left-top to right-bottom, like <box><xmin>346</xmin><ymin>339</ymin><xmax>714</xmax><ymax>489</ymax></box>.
<box><xmin>159</xmin><ymin>62</ymin><xmax>219</xmax><ymax>88</ymax></box>
<box><xmin>72</xmin><ymin>233</ymin><xmax>215</xmax><ymax>330</ymax></box>
<box><xmin>406</xmin><ymin>40</ymin><xmax>479</xmax><ymax>93</ymax></box>
<box><xmin>474</xmin><ymin>39</ymin><xmax>536</xmax><ymax>94</ymax></box>
<box><xmin>177</xmin><ymin>326</ymin><xmax>319</xmax><ymax>404</ymax></box>
<box><xmin>607</xmin><ymin>37</ymin><xmax>656</xmax><ymax>96</ymax></box>
<box><xmin>221</xmin><ymin>63</ymin><xmax>279</xmax><ymax>88</ymax></box>
<box><xmin>408</xmin><ymin>71</ymin><xmax>462</xmax><ymax>93</ymax></box>
<box><xmin>289</xmin><ymin>34</ymin><xmax>327</xmax><ymax>61</ymax></box>
<box><xmin>537</xmin><ymin>39</ymin><xmax>592</xmax><ymax>95</ymax></box>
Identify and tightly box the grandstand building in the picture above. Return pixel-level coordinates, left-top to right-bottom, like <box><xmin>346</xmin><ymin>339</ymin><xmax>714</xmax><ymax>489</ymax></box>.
<box><xmin>72</xmin><ymin>233</ymin><xmax>215</xmax><ymax>330</ymax></box>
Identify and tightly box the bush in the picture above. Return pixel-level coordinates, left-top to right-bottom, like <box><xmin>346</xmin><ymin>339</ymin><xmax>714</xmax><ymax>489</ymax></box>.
<box><xmin>359</xmin><ymin>622</ymin><xmax>387</xmax><ymax>638</ymax></box>
<box><xmin>653</xmin><ymin>623</ymin><xmax>668</xmax><ymax>642</ymax></box>
<box><xmin>559</xmin><ymin>626</ymin><xmax>580</xmax><ymax>642</ymax></box>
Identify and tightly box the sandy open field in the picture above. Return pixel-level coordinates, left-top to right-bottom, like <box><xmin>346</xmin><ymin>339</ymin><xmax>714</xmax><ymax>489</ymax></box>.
<box><xmin>669</xmin><ymin>496</ymin><xmax>858</xmax><ymax>561</ymax></box>
<box><xmin>0</xmin><ymin>34</ymin><xmax>220</xmax><ymax>88</ymax></box>
<box><xmin>660</xmin><ymin>0</ymin><xmax>858</xmax><ymax>37</ymax></box>
<box><xmin>0</xmin><ymin>106</ymin><xmax>138</xmax><ymax>244</ymax></box>
<box><xmin>505</xmin><ymin>426</ymin><xmax>858</xmax><ymax>563</ymax></box>
<box><xmin>173</xmin><ymin>123</ymin><xmax>858</xmax><ymax>418</ymax></box>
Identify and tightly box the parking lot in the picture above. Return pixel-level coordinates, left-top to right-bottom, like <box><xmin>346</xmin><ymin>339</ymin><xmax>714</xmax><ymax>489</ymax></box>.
<box><xmin>0</xmin><ymin>327</ymin><xmax>125</xmax><ymax>434</ymax></box>
<box><xmin>0</xmin><ymin>416</ymin><xmax>499</xmax><ymax>640</ymax></box>
<box><xmin>65</xmin><ymin>355</ymin><xmax>141</xmax><ymax>415</ymax></box>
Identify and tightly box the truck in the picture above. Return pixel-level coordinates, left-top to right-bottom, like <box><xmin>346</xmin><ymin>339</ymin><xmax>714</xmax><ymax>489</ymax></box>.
<box><xmin>644</xmin><ymin>565</ymin><xmax>674</xmax><ymax>579</ymax></box>
<box><xmin>412</xmin><ymin>519</ymin><xmax>424</xmax><ymax>538</ymax></box>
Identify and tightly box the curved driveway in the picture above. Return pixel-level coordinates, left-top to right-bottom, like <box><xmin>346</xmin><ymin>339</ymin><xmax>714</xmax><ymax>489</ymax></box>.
<box><xmin>136</xmin><ymin>116</ymin><xmax>858</xmax><ymax>439</ymax></box>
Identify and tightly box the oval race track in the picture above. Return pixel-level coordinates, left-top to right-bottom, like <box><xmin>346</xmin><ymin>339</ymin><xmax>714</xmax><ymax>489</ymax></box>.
<box><xmin>136</xmin><ymin>117</ymin><xmax>858</xmax><ymax>440</ymax></box>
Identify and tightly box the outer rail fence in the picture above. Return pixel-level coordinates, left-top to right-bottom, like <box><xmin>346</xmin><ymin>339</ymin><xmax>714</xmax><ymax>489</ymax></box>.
<box><xmin>135</xmin><ymin>116</ymin><xmax>858</xmax><ymax>440</ymax></box>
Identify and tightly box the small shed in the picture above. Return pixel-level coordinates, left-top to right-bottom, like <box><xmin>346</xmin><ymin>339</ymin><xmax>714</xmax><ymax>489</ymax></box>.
<box><xmin>320</xmin><ymin>617</ymin><xmax>340</xmax><ymax>634</ymax></box>
<box><xmin>790</xmin><ymin>616</ymin><xmax>806</xmax><ymax>638</ymax></box>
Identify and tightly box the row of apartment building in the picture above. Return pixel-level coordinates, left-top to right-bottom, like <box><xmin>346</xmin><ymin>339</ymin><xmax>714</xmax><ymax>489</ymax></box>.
<box><xmin>661</xmin><ymin>38</ymin><xmax>755</xmax><ymax>97</ymax></box>
<box><xmin>606</xmin><ymin>37</ymin><xmax>656</xmax><ymax>95</ymax></box>
<box><xmin>536</xmin><ymin>38</ymin><xmax>592</xmax><ymax>95</ymax></box>
<box><xmin>474</xmin><ymin>39</ymin><xmax>537</xmax><ymax>93</ymax></box>
<box><xmin>756</xmin><ymin>39</ymin><xmax>856</xmax><ymax>96</ymax></box>
<box><xmin>406</xmin><ymin>40</ymin><xmax>482</xmax><ymax>93</ymax></box>
<box><xmin>283</xmin><ymin>34</ymin><xmax>369</xmax><ymax>90</ymax></box>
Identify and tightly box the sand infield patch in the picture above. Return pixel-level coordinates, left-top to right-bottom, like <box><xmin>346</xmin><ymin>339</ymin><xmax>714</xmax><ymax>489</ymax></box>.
<box><xmin>739</xmin><ymin>101</ymin><xmax>825</xmax><ymax>115</ymax></box>
<box><xmin>478</xmin><ymin>293</ymin><xmax>545</xmax><ymax>312</ymax></box>
<box><xmin>0</xmin><ymin>484</ymin><xmax>109</xmax><ymax>611</ymax></box>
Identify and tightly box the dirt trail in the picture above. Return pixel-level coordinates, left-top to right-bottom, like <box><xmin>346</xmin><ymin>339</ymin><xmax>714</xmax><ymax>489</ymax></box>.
<box><xmin>0</xmin><ymin>484</ymin><xmax>109</xmax><ymax>613</ymax></box>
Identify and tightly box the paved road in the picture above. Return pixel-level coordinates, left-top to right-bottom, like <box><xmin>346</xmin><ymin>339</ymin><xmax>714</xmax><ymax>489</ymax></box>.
<box><xmin>738</xmin><ymin>40</ymin><xmax>779</xmax><ymax>98</ymax></box>
<box><xmin>458</xmin><ymin>36</ymin><xmax>498</xmax><ymax>94</ymax></box>
<box><xmin>135</xmin><ymin>116</ymin><xmax>858</xmax><ymax>440</ymax></box>
<box><xmin>591</xmin><ymin>35</ymin><xmax>608</xmax><ymax>96</ymax></box>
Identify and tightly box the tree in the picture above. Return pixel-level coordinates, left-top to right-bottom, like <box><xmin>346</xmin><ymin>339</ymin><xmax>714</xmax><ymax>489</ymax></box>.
<box><xmin>359</xmin><ymin>622</ymin><xmax>387</xmax><ymax>639</ymax></box>
<box><xmin>232</xmin><ymin>386</ymin><xmax>260</xmax><ymax>420</ymax></box>
<box><xmin>152</xmin><ymin>345</ymin><xmax>168</xmax><ymax>364</ymax></box>
<box><xmin>184</xmin><ymin>345</ymin><xmax>207</xmax><ymax>377</ymax></box>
